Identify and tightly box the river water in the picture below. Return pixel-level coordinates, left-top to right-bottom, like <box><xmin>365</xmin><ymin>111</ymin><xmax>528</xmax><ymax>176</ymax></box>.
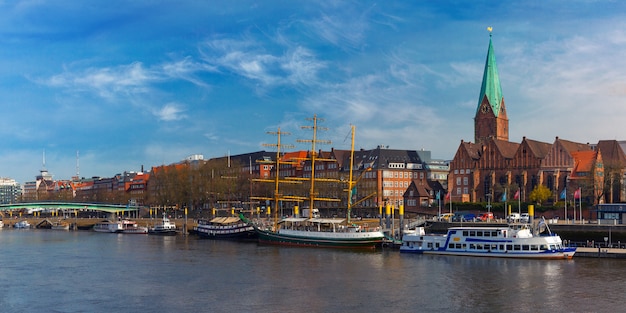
<box><xmin>0</xmin><ymin>229</ymin><xmax>622</xmax><ymax>313</ymax></box>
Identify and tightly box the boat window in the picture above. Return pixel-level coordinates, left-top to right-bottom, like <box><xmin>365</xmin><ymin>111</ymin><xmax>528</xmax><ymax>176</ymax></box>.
<box><xmin>484</xmin><ymin>231</ymin><xmax>490</xmax><ymax>237</ymax></box>
<box><xmin>463</xmin><ymin>231</ymin><xmax>469</xmax><ymax>236</ymax></box>
<box><xmin>477</xmin><ymin>231</ymin><xmax>483</xmax><ymax>236</ymax></box>
<box><xmin>491</xmin><ymin>231</ymin><xmax>498</xmax><ymax>237</ymax></box>
<box><xmin>522</xmin><ymin>245</ymin><xmax>530</xmax><ymax>251</ymax></box>
<box><xmin>550</xmin><ymin>245</ymin><xmax>556</xmax><ymax>250</ymax></box>
<box><xmin>540</xmin><ymin>245</ymin><xmax>548</xmax><ymax>251</ymax></box>
<box><xmin>435</xmin><ymin>243</ymin><xmax>440</xmax><ymax>248</ymax></box>
<box><xmin>455</xmin><ymin>244</ymin><xmax>462</xmax><ymax>249</ymax></box>
<box><xmin>499</xmin><ymin>244</ymin><xmax>505</xmax><ymax>250</ymax></box>
<box><xmin>531</xmin><ymin>245</ymin><xmax>539</xmax><ymax>251</ymax></box>
<box><xmin>491</xmin><ymin>244</ymin><xmax>498</xmax><ymax>251</ymax></box>
<box><xmin>514</xmin><ymin>245</ymin><xmax>521</xmax><ymax>251</ymax></box>
<box><xmin>448</xmin><ymin>244</ymin><xmax>454</xmax><ymax>249</ymax></box>
<box><xmin>427</xmin><ymin>243</ymin><xmax>433</xmax><ymax>248</ymax></box>
<box><xmin>469</xmin><ymin>231</ymin><xmax>476</xmax><ymax>236</ymax></box>
<box><xmin>469</xmin><ymin>244</ymin><xmax>476</xmax><ymax>250</ymax></box>
<box><xmin>506</xmin><ymin>244</ymin><xmax>512</xmax><ymax>250</ymax></box>
<box><xmin>476</xmin><ymin>244</ymin><xmax>483</xmax><ymax>250</ymax></box>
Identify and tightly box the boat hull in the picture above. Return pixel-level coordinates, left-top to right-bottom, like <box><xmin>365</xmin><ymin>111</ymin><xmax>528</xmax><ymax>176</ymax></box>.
<box><xmin>256</xmin><ymin>228</ymin><xmax>384</xmax><ymax>249</ymax></box>
<box><xmin>400</xmin><ymin>247</ymin><xmax>576</xmax><ymax>259</ymax></box>
<box><xmin>148</xmin><ymin>229</ymin><xmax>177</xmax><ymax>236</ymax></box>
<box><xmin>195</xmin><ymin>224</ymin><xmax>258</xmax><ymax>240</ymax></box>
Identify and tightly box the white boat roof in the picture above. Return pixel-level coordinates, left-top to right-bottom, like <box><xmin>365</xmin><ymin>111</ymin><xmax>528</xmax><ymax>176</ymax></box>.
<box><xmin>308</xmin><ymin>218</ymin><xmax>346</xmax><ymax>224</ymax></box>
<box><xmin>280</xmin><ymin>217</ymin><xmax>308</xmax><ymax>222</ymax></box>
<box><xmin>279</xmin><ymin>217</ymin><xmax>346</xmax><ymax>224</ymax></box>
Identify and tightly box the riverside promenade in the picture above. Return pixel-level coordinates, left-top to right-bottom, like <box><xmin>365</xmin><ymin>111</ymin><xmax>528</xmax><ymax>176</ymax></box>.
<box><xmin>575</xmin><ymin>247</ymin><xmax>626</xmax><ymax>259</ymax></box>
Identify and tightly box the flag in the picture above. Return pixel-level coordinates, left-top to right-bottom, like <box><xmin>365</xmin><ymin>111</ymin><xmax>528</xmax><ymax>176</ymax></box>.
<box><xmin>436</xmin><ymin>190</ymin><xmax>440</xmax><ymax>200</ymax></box>
<box><xmin>513</xmin><ymin>190</ymin><xmax>520</xmax><ymax>200</ymax></box>
<box><xmin>559</xmin><ymin>189</ymin><xmax>566</xmax><ymax>200</ymax></box>
<box><xmin>501</xmin><ymin>191</ymin><xmax>507</xmax><ymax>202</ymax></box>
<box><xmin>574</xmin><ymin>188</ymin><xmax>581</xmax><ymax>199</ymax></box>
<box><xmin>445</xmin><ymin>192</ymin><xmax>450</xmax><ymax>200</ymax></box>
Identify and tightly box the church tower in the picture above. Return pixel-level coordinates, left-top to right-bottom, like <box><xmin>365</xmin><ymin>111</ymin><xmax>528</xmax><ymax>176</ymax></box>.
<box><xmin>474</xmin><ymin>31</ymin><xmax>509</xmax><ymax>144</ymax></box>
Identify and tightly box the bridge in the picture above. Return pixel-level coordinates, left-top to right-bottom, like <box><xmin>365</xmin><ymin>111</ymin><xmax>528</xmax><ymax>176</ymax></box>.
<box><xmin>0</xmin><ymin>202</ymin><xmax>144</xmax><ymax>214</ymax></box>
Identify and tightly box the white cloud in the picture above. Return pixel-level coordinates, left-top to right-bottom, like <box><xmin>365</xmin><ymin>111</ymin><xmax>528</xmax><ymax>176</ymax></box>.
<box><xmin>155</xmin><ymin>102</ymin><xmax>186</xmax><ymax>121</ymax></box>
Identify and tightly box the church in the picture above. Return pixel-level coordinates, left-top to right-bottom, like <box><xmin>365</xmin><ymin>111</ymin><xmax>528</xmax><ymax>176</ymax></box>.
<box><xmin>447</xmin><ymin>32</ymin><xmax>625</xmax><ymax>207</ymax></box>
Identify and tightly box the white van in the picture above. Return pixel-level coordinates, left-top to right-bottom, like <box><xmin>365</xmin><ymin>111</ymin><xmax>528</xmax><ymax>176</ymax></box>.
<box><xmin>506</xmin><ymin>213</ymin><xmax>521</xmax><ymax>223</ymax></box>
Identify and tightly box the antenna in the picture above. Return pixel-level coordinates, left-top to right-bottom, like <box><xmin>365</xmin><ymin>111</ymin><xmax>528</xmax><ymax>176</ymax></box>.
<box><xmin>76</xmin><ymin>150</ymin><xmax>80</xmax><ymax>177</ymax></box>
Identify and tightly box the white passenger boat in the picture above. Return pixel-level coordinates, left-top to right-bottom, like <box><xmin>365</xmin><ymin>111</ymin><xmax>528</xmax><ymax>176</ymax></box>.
<box><xmin>120</xmin><ymin>220</ymin><xmax>148</xmax><ymax>234</ymax></box>
<box><xmin>400</xmin><ymin>219</ymin><xmax>575</xmax><ymax>259</ymax></box>
<box><xmin>93</xmin><ymin>220</ymin><xmax>123</xmax><ymax>233</ymax></box>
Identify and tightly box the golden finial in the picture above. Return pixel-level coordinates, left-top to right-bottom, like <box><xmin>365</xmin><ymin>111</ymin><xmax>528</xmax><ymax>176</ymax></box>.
<box><xmin>487</xmin><ymin>26</ymin><xmax>493</xmax><ymax>33</ymax></box>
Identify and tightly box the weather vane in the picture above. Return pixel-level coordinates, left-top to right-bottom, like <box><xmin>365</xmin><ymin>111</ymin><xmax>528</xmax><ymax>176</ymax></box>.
<box><xmin>487</xmin><ymin>26</ymin><xmax>493</xmax><ymax>36</ymax></box>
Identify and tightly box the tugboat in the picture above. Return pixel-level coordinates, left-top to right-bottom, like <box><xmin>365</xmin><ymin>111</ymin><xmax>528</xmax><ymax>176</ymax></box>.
<box><xmin>148</xmin><ymin>214</ymin><xmax>177</xmax><ymax>236</ymax></box>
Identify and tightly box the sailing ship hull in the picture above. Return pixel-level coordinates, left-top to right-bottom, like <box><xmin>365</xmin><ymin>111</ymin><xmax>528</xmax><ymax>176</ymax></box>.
<box><xmin>256</xmin><ymin>228</ymin><xmax>384</xmax><ymax>249</ymax></box>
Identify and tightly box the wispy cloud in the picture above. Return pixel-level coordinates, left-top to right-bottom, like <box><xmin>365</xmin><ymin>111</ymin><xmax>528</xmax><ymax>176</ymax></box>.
<box><xmin>155</xmin><ymin>102</ymin><xmax>186</xmax><ymax>121</ymax></box>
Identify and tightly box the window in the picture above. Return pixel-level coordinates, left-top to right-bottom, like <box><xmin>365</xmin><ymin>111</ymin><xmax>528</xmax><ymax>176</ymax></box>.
<box><xmin>456</xmin><ymin>177</ymin><xmax>461</xmax><ymax>185</ymax></box>
<box><xmin>463</xmin><ymin>177</ymin><xmax>468</xmax><ymax>185</ymax></box>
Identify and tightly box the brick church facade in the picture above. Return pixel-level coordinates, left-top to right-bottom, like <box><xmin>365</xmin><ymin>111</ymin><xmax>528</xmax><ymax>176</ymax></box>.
<box><xmin>447</xmin><ymin>33</ymin><xmax>622</xmax><ymax>208</ymax></box>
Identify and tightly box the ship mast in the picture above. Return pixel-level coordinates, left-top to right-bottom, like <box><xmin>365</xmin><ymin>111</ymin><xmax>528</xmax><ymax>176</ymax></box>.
<box><xmin>297</xmin><ymin>115</ymin><xmax>335</xmax><ymax>219</ymax></box>
<box><xmin>251</xmin><ymin>128</ymin><xmax>295</xmax><ymax>228</ymax></box>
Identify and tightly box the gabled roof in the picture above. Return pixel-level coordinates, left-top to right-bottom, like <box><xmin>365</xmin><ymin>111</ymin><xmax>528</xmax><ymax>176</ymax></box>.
<box><xmin>523</xmin><ymin>138</ymin><xmax>552</xmax><ymax>159</ymax></box>
<box><xmin>477</xmin><ymin>35</ymin><xmax>503</xmax><ymax>117</ymax></box>
<box><xmin>596</xmin><ymin>140</ymin><xmax>626</xmax><ymax>168</ymax></box>
<box><xmin>571</xmin><ymin>150</ymin><xmax>597</xmax><ymax>174</ymax></box>
<box><xmin>557</xmin><ymin>137</ymin><xmax>591</xmax><ymax>154</ymax></box>
<box><xmin>460</xmin><ymin>141</ymin><xmax>481</xmax><ymax>160</ymax></box>
<box><xmin>492</xmin><ymin>138</ymin><xmax>519</xmax><ymax>159</ymax></box>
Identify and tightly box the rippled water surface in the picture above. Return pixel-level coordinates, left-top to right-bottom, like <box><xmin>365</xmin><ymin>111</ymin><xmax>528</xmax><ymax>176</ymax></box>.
<box><xmin>0</xmin><ymin>229</ymin><xmax>623</xmax><ymax>312</ymax></box>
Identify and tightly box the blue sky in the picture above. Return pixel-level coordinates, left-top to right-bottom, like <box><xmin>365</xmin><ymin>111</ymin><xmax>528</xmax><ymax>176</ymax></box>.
<box><xmin>2</xmin><ymin>1</ymin><xmax>626</xmax><ymax>184</ymax></box>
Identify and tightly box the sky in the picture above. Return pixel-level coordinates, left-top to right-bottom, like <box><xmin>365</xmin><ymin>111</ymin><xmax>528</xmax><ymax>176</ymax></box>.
<box><xmin>1</xmin><ymin>1</ymin><xmax>626</xmax><ymax>184</ymax></box>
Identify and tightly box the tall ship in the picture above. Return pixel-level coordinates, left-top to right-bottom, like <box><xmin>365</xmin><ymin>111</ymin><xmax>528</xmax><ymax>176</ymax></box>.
<box><xmin>400</xmin><ymin>219</ymin><xmax>575</xmax><ymax>259</ymax></box>
<box><xmin>253</xmin><ymin>116</ymin><xmax>385</xmax><ymax>249</ymax></box>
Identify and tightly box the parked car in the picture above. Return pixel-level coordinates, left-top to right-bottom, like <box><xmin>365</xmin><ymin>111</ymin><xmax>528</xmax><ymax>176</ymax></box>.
<box><xmin>435</xmin><ymin>213</ymin><xmax>454</xmax><ymax>222</ymax></box>
<box><xmin>520</xmin><ymin>213</ymin><xmax>530</xmax><ymax>223</ymax></box>
<box><xmin>452</xmin><ymin>212</ymin><xmax>476</xmax><ymax>222</ymax></box>
<box><xmin>477</xmin><ymin>212</ymin><xmax>494</xmax><ymax>221</ymax></box>
<box><xmin>506</xmin><ymin>213</ymin><xmax>521</xmax><ymax>223</ymax></box>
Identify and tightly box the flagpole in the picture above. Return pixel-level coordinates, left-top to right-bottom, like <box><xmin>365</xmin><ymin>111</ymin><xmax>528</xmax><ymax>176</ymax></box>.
<box><xmin>518</xmin><ymin>189</ymin><xmax>521</xmax><ymax>215</ymax></box>
<box><xmin>563</xmin><ymin>186</ymin><xmax>569</xmax><ymax>224</ymax></box>
<box><xmin>579</xmin><ymin>188</ymin><xmax>583</xmax><ymax>224</ymax></box>
<box><xmin>573</xmin><ymin>190</ymin><xmax>577</xmax><ymax>221</ymax></box>
<box><xmin>437</xmin><ymin>190</ymin><xmax>441</xmax><ymax>217</ymax></box>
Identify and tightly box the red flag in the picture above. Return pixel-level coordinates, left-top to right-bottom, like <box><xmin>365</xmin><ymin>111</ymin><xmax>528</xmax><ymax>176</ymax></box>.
<box><xmin>513</xmin><ymin>190</ymin><xmax>520</xmax><ymax>200</ymax></box>
<box><xmin>445</xmin><ymin>192</ymin><xmax>450</xmax><ymax>200</ymax></box>
<box><xmin>574</xmin><ymin>188</ymin><xmax>581</xmax><ymax>199</ymax></box>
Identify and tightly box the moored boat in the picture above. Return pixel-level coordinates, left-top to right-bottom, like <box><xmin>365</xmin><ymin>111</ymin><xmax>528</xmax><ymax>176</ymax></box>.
<box><xmin>255</xmin><ymin>217</ymin><xmax>384</xmax><ymax>249</ymax></box>
<box><xmin>13</xmin><ymin>220</ymin><xmax>31</xmax><ymax>229</ymax></box>
<box><xmin>93</xmin><ymin>220</ymin><xmax>123</xmax><ymax>233</ymax></box>
<box><xmin>400</xmin><ymin>219</ymin><xmax>575</xmax><ymax>259</ymax></box>
<box><xmin>120</xmin><ymin>219</ymin><xmax>148</xmax><ymax>234</ymax></box>
<box><xmin>195</xmin><ymin>215</ymin><xmax>257</xmax><ymax>240</ymax></box>
<box><xmin>51</xmin><ymin>221</ymin><xmax>70</xmax><ymax>230</ymax></box>
<box><xmin>148</xmin><ymin>215</ymin><xmax>177</xmax><ymax>236</ymax></box>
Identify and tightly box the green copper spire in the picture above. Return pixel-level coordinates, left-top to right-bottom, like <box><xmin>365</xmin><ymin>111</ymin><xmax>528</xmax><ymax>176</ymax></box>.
<box><xmin>476</xmin><ymin>33</ymin><xmax>503</xmax><ymax>117</ymax></box>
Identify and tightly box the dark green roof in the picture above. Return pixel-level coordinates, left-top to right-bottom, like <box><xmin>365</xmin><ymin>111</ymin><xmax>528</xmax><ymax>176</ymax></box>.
<box><xmin>477</xmin><ymin>35</ymin><xmax>503</xmax><ymax>117</ymax></box>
